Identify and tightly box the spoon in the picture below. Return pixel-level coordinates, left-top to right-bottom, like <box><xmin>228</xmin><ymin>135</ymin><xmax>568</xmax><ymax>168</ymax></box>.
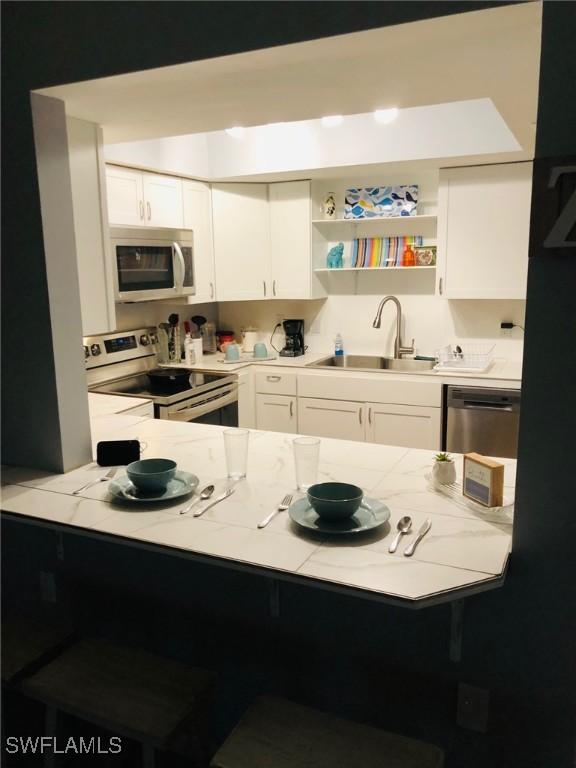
<box><xmin>179</xmin><ymin>484</ymin><xmax>215</xmax><ymax>515</ymax></box>
<box><xmin>388</xmin><ymin>516</ymin><xmax>412</xmax><ymax>553</ymax></box>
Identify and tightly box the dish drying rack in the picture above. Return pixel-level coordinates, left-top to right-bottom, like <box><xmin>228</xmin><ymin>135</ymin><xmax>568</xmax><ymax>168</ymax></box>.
<box><xmin>426</xmin><ymin>474</ymin><xmax>514</xmax><ymax>522</ymax></box>
<box><xmin>433</xmin><ymin>344</ymin><xmax>494</xmax><ymax>373</ymax></box>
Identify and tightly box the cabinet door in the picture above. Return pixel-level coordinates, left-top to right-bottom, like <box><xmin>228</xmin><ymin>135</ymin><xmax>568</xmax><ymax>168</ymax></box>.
<box><xmin>182</xmin><ymin>180</ymin><xmax>216</xmax><ymax>303</ymax></box>
<box><xmin>298</xmin><ymin>398</ymin><xmax>365</xmax><ymax>442</ymax></box>
<box><xmin>256</xmin><ymin>394</ymin><xmax>297</xmax><ymax>434</ymax></box>
<box><xmin>106</xmin><ymin>166</ymin><xmax>145</xmax><ymax>226</ymax></box>
<box><xmin>269</xmin><ymin>181</ymin><xmax>312</xmax><ymax>299</ymax></box>
<box><xmin>437</xmin><ymin>163</ymin><xmax>532</xmax><ymax>299</ymax></box>
<box><xmin>69</xmin><ymin>121</ymin><xmax>116</xmax><ymax>334</ymax></box>
<box><xmin>366</xmin><ymin>402</ymin><xmax>441</xmax><ymax>450</ymax></box>
<box><xmin>238</xmin><ymin>370</ymin><xmax>255</xmax><ymax>429</ymax></box>
<box><xmin>212</xmin><ymin>183</ymin><xmax>272</xmax><ymax>300</ymax></box>
<box><xmin>143</xmin><ymin>173</ymin><xmax>184</xmax><ymax>228</ymax></box>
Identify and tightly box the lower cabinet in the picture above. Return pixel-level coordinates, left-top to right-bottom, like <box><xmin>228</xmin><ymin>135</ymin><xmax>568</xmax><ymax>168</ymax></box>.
<box><xmin>298</xmin><ymin>397</ymin><xmax>441</xmax><ymax>449</ymax></box>
<box><xmin>256</xmin><ymin>393</ymin><xmax>298</xmax><ymax>434</ymax></box>
<box><xmin>297</xmin><ymin>398</ymin><xmax>365</xmax><ymax>442</ymax></box>
<box><xmin>365</xmin><ymin>402</ymin><xmax>440</xmax><ymax>450</ymax></box>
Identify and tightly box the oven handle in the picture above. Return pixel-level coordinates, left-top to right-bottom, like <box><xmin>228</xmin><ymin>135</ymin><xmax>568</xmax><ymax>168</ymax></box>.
<box><xmin>173</xmin><ymin>241</ymin><xmax>186</xmax><ymax>292</ymax></box>
<box><xmin>166</xmin><ymin>385</ymin><xmax>238</xmax><ymax>422</ymax></box>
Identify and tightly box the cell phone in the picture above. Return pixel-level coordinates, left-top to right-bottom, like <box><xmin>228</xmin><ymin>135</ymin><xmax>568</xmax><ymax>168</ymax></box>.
<box><xmin>96</xmin><ymin>440</ymin><xmax>141</xmax><ymax>467</ymax></box>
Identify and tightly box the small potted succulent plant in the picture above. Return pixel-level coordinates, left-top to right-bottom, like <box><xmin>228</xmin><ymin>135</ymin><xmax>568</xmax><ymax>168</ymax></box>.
<box><xmin>433</xmin><ymin>452</ymin><xmax>456</xmax><ymax>485</ymax></box>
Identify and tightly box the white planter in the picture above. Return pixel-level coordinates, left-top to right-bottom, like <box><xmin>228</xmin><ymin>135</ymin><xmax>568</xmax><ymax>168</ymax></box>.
<box><xmin>433</xmin><ymin>460</ymin><xmax>456</xmax><ymax>485</ymax></box>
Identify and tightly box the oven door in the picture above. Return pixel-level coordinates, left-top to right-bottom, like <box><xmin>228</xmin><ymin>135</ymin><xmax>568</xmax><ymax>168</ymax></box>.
<box><xmin>111</xmin><ymin>227</ymin><xmax>195</xmax><ymax>302</ymax></box>
<box><xmin>159</xmin><ymin>383</ymin><xmax>239</xmax><ymax>426</ymax></box>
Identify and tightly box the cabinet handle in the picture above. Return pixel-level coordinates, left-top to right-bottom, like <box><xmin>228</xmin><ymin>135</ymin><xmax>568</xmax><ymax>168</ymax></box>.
<box><xmin>368</xmin><ymin>407</ymin><xmax>372</xmax><ymax>425</ymax></box>
<box><xmin>210</xmin><ymin>282</ymin><xmax>214</xmax><ymax>299</ymax></box>
<box><xmin>139</xmin><ymin>201</ymin><xmax>144</xmax><ymax>220</ymax></box>
<box><xmin>439</xmin><ymin>277</ymin><xmax>443</xmax><ymax>295</ymax></box>
<box><xmin>273</xmin><ymin>280</ymin><xmax>276</xmax><ymax>296</ymax></box>
<box><xmin>290</xmin><ymin>400</ymin><xmax>294</xmax><ymax>418</ymax></box>
<box><xmin>358</xmin><ymin>408</ymin><xmax>363</xmax><ymax>425</ymax></box>
<box><xmin>266</xmin><ymin>375</ymin><xmax>281</xmax><ymax>382</ymax></box>
<box><xmin>263</xmin><ymin>281</ymin><xmax>267</xmax><ymax>297</ymax></box>
<box><xmin>147</xmin><ymin>201</ymin><xmax>151</xmax><ymax>221</ymax></box>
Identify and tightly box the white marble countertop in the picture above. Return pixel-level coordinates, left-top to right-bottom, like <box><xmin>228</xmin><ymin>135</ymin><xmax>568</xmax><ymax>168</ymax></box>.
<box><xmin>159</xmin><ymin>353</ymin><xmax>522</xmax><ymax>386</ymax></box>
<box><xmin>1</xmin><ymin>413</ymin><xmax>514</xmax><ymax>606</ymax></box>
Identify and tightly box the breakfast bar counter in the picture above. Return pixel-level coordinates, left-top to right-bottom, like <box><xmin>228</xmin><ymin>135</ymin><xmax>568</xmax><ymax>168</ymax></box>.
<box><xmin>1</xmin><ymin>413</ymin><xmax>514</xmax><ymax>609</ymax></box>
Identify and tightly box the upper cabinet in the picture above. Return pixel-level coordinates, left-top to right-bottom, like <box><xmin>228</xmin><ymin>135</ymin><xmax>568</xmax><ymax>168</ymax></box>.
<box><xmin>437</xmin><ymin>162</ymin><xmax>532</xmax><ymax>299</ymax></box>
<box><xmin>212</xmin><ymin>183</ymin><xmax>272</xmax><ymax>301</ymax></box>
<box><xmin>269</xmin><ymin>181</ymin><xmax>320</xmax><ymax>299</ymax></box>
<box><xmin>182</xmin><ymin>180</ymin><xmax>216</xmax><ymax>304</ymax></box>
<box><xmin>106</xmin><ymin>166</ymin><xmax>183</xmax><ymax>228</ymax></box>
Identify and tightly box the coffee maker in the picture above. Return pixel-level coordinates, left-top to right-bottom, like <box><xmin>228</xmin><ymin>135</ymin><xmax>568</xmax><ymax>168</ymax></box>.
<box><xmin>279</xmin><ymin>319</ymin><xmax>305</xmax><ymax>357</ymax></box>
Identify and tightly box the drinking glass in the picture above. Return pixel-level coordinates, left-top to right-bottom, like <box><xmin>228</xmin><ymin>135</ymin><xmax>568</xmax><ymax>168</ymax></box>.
<box><xmin>224</xmin><ymin>428</ymin><xmax>249</xmax><ymax>480</ymax></box>
<box><xmin>293</xmin><ymin>437</ymin><xmax>320</xmax><ymax>491</ymax></box>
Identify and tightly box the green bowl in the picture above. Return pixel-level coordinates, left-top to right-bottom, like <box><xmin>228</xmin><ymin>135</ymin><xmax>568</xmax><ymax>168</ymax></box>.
<box><xmin>307</xmin><ymin>482</ymin><xmax>364</xmax><ymax>522</ymax></box>
<box><xmin>127</xmin><ymin>458</ymin><xmax>177</xmax><ymax>493</ymax></box>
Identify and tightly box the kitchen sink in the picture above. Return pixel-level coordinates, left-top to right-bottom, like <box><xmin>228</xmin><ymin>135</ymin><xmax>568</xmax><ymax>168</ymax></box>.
<box><xmin>308</xmin><ymin>355</ymin><xmax>436</xmax><ymax>372</ymax></box>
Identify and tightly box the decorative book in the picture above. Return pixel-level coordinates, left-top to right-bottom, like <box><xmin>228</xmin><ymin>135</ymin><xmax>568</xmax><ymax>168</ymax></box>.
<box><xmin>463</xmin><ymin>453</ymin><xmax>504</xmax><ymax>507</ymax></box>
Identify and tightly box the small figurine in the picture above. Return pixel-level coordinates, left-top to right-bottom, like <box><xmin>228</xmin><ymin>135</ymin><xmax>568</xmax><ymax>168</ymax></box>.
<box><xmin>327</xmin><ymin>242</ymin><xmax>344</xmax><ymax>268</ymax></box>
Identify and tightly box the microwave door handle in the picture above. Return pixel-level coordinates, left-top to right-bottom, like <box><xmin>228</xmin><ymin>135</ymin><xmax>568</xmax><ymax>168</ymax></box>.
<box><xmin>173</xmin><ymin>241</ymin><xmax>185</xmax><ymax>291</ymax></box>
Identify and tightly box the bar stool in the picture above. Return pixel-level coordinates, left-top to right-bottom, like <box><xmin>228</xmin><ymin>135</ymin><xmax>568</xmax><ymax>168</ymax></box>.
<box><xmin>2</xmin><ymin>613</ymin><xmax>75</xmax><ymax>687</ymax></box>
<box><xmin>20</xmin><ymin>637</ymin><xmax>216</xmax><ymax>768</ymax></box>
<box><xmin>210</xmin><ymin>695</ymin><xmax>444</xmax><ymax>768</ymax></box>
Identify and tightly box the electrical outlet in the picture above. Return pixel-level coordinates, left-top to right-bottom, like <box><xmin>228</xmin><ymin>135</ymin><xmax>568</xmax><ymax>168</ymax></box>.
<box><xmin>500</xmin><ymin>321</ymin><xmax>513</xmax><ymax>338</ymax></box>
<box><xmin>457</xmin><ymin>683</ymin><xmax>490</xmax><ymax>732</ymax></box>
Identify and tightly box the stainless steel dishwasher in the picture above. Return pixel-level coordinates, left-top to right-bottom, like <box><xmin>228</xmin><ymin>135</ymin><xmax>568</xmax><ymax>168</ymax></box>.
<box><xmin>444</xmin><ymin>385</ymin><xmax>521</xmax><ymax>459</ymax></box>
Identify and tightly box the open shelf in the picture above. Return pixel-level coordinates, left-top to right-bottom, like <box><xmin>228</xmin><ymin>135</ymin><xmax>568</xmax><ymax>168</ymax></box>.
<box><xmin>312</xmin><ymin>214</ymin><xmax>436</xmax><ymax>225</ymax></box>
<box><xmin>314</xmin><ymin>266</ymin><xmax>436</xmax><ymax>273</ymax></box>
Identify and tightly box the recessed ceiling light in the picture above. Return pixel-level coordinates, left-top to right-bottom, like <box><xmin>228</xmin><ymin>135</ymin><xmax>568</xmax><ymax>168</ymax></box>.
<box><xmin>321</xmin><ymin>115</ymin><xmax>344</xmax><ymax>128</ymax></box>
<box><xmin>374</xmin><ymin>108</ymin><xmax>399</xmax><ymax>125</ymax></box>
<box><xmin>225</xmin><ymin>126</ymin><xmax>245</xmax><ymax>138</ymax></box>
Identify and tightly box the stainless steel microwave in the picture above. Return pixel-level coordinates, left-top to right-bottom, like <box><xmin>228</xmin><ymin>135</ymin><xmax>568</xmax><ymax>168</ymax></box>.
<box><xmin>111</xmin><ymin>226</ymin><xmax>195</xmax><ymax>302</ymax></box>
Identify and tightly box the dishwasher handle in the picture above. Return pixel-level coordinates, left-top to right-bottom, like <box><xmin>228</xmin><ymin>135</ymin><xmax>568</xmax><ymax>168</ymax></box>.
<box><xmin>461</xmin><ymin>400</ymin><xmax>515</xmax><ymax>412</ymax></box>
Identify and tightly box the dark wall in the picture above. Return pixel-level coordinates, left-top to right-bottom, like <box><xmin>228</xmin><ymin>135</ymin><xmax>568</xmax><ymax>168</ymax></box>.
<box><xmin>2</xmin><ymin>2</ymin><xmax>576</xmax><ymax>766</ymax></box>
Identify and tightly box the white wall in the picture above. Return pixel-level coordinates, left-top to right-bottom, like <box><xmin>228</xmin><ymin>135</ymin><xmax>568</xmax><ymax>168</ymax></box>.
<box><xmin>114</xmin><ymin>301</ymin><xmax>218</xmax><ymax>332</ymax></box>
<box><xmin>218</xmin><ymin>295</ymin><xmax>525</xmax><ymax>361</ymax></box>
<box><xmin>105</xmin><ymin>133</ymin><xmax>211</xmax><ymax>179</ymax></box>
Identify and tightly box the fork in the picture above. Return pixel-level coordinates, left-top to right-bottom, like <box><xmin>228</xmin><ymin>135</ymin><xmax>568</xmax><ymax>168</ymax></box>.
<box><xmin>72</xmin><ymin>467</ymin><xmax>117</xmax><ymax>495</ymax></box>
<box><xmin>257</xmin><ymin>494</ymin><xmax>293</xmax><ymax>529</ymax></box>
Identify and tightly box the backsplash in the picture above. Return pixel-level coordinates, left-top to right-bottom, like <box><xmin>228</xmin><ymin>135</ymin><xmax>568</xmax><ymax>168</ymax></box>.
<box><xmin>217</xmin><ymin>296</ymin><xmax>526</xmax><ymax>361</ymax></box>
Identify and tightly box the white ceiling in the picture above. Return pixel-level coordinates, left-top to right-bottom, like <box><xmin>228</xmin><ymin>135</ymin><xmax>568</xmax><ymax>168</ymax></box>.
<box><xmin>39</xmin><ymin>2</ymin><xmax>542</xmax><ymax>163</ymax></box>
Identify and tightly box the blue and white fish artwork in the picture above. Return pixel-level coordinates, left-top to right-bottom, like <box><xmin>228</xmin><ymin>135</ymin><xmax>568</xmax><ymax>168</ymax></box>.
<box><xmin>344</xmin><ymin>186</ymin><xmax>418</xmax><ymax>219</ymax></box>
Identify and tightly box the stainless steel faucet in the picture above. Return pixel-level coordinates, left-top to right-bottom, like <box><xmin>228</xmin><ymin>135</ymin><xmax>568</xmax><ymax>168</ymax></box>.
<box><xmin>372</xmin><ymin>295</ymin><xmax>415</xmax><ymax>359</ymax></box>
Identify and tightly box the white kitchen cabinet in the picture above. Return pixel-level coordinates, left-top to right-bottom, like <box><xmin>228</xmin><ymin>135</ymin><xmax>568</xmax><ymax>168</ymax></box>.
<box><xmin>256</xmin><ymin>393</ymin><xmax>297</xmax><ymax>433</ymax></box>
<box><xmin>237</xmin><ymin>369</ymin><xmax>255</xmax><ymax>429</ymax></box>
<box><xmin>106</xmin><ymin>166</ymin><xmax>183</xmax><ymax>228</ymax></box>
<box><xmin>182</xmin><ymin>180</ymin><xmax>216</xmax><ymax>304</ymax></box>
<box><xmin>269</xmin><ymin>181</ymin><xmax>319</xmax><ymax>299</ymax></box>
<box><xmin>437</xmin><ymin>162</ymin><xmax>532</xmax><ymax>299</ymax></box>
<box><xmin>67</xmin><ymin>118</ymin><xmax>116</xmax><ymax>335</ymax></box>
<box><xmin>106</xmin><ymin>166</ymin><xmax>145</xmax><ymax>226</ymax></box>
<box><xmin>212</xmin><ymin>183</ymin><xmax>272</xmax><ymax>300</ymax></box>
<box><xmin>365</xmin><ymin>402</ymin><xmax>441</xmax><ymax>450</ymax></box>
<box><xmin>298</xmin><ymin>397</ymin><xmax>365</xmax><ymax>442</ymax></box>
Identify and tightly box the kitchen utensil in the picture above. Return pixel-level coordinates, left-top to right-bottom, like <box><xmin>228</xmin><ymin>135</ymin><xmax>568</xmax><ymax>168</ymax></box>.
<box><xmin>241</xmin><ymin>328</ymin><xmax>259</xmax><ymax>353</ymax></box>
<box><xmin>126</xmin><ymin>458</ymin><xmax>177</xmax><ymax>493</ymax></box>
<box><xmin>388</xmin><ymin>516</ymin><xmax>412</xmax><ymax>553</ymax></box>
<box><xmin>168</xmin><ymin>313</ymin><xmax>180</xmax><ymax>362</ymax></box>
<box><xmin>193</xmin><ymin>487</ymin><xmax>235</xmax><ymax>517</ymax></box>
<box><xmin>216</xmin><ymin>331</ymin><xmax>236</xmax><ymax>352</ymax></box>
<box><xmin>293</xmin><ymin>437</ymin><xmax>319</xmax><ymax>491</ymax></box>
<box><xmin>146</xmin><ymin>368</ymin><xmax>191</xmax><ymax>391</ymax></box>
<box><xmin>225</xmin><ymin>343</ymin><xmax>240</xmax><ymax>362</ymax></box>
<box><xmin>403</xmin><ymin>518</ymin><xmax>432</xmax><ymax>557</ymax></box>
<box><xmin>257</xmin><ymin>494</ymin><xmax>293</xmax><ymax>529</ymax></box>
<box><xmin>108</xmin><ymin>471</ymin><xmax>198</xmax><ymax>504</ymax></box>
<box><xmin>179</xmin><ymin>484</ymin><xmax>215</xmax><ymax>515</ymax></box>
<box><xmin>253</xmin><ymin>342</ymin><xmax>268</xmax><ymax>359</ymax></box>
<box><xmin>224</xmin><ymin>429</ymin><xmax>249</xmax><ymax>480</ymax></box>
<box><xmin>289</xmin><ymin>497</ymin><xmax>390</xmax><ymax>535</ymax></box>
<box><xmin>191</xmin><ymin>315</ymin><xmax>206</xmax><ymax>333</ymax></box>
<box><xmin>72</xmin><ymin>467</ymin><xmax>117</xmax><ymax>495</ymax></box>
<box><xmin>306</xmin><ymin>482</ymin><xmax>363</xmax><ymax>521</ymax></box>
